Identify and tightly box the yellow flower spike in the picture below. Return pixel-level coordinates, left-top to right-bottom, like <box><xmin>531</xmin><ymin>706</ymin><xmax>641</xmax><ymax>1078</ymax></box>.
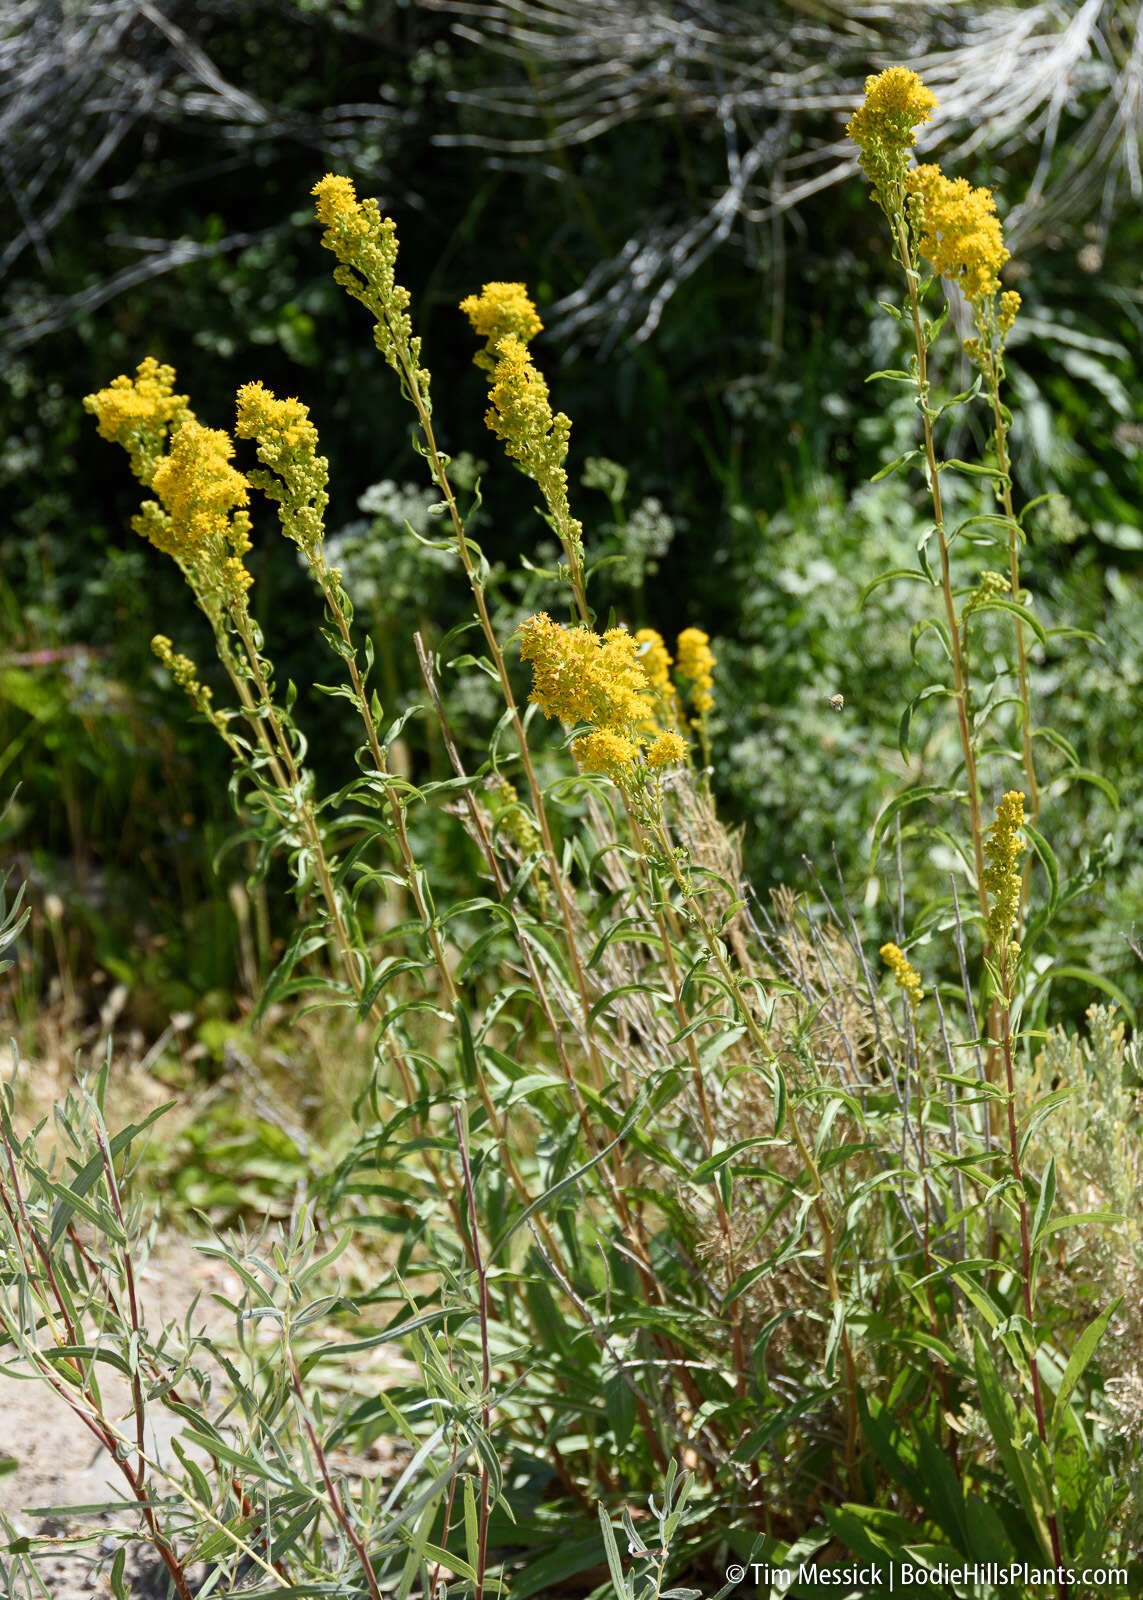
<box><xmin>459</xmin><ymin>282</ymin><xmax>543</xmax><ymax>371</ymax></box>
<box><xmin>235</xmin><ymin>381</ymin><xmax>329</xmax><ymax>561</ymax></box>
<box><xmin>83</xmin><ymin>357</ymin><xmax>195</xmax><ymax>488</ymax></box>
<box><xmin>880</xmin><ymin>942</ymin><xmax>924</xmax><ymax>1009</ymax></box>
<box><xmin>151</xmin><ymin>422</ymin><xmax>248</xmax><ymax>547</ymax></box>
<box><xmin>482</xmin><ymin>334</ymin><xmax>584</xmax><ymax>564</ymax></box>
<box><xmin>982</xmin><ymin>790</ymin><xmax>1026</xmax><ymax>957</ymax></box>
<box><xmin>135</xmin><ymin>418</ymin><xmax>253</xmax><ymax>610</ymax></box>
<box><xmin>846</xmin><ymin>66</ymin><xmax>938</xmax><ymax>211</ymax></box>
<box><xmin>906</xmin><ymin>163</ymin><xmax>1009</xmax><ymax>304</ymax></box>
<box><xmin>311</xmin><ymin>174</ymin><xmax>429</xmax><ymax>400</ymax></box>
<box><xmin>676</xmin><ymin>627</ymin><xmax>716</xmax><ymax>719</ymax></box>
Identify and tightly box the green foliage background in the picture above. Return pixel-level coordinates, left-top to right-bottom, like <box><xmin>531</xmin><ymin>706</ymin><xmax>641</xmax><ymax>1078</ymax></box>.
<box><xmin>4</xmin><ymin>0</ymin><xmax>1142</xmax><ymax>1024</ymax></box>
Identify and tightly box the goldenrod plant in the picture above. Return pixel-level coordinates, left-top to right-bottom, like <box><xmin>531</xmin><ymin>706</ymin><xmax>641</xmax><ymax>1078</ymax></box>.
<box><xmin>3</xmin><ymin>77</ymin><xmax>1140</xmax><ymax>1597</ymax></box>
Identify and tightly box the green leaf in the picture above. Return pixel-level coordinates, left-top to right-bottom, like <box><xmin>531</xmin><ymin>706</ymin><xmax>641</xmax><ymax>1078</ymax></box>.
<box><xmin>859</xmin><ymin>567</ymin><xmax>935</xmax><ymax>607</ymax></box>
<box><xmin>898</xmin><ymin>683</ymin><xmax>949</xmax><ymax>762</ymax></box>
<box><xmin>970</xmin><ymin>596</ymin><xmax>1049</xmax><ymax>647</ymax></box>
<box><xmin>1017</xmin><ymin>1086</ymin><xmax>1077</xmax><ymax>1163</ymax></box>
<box><xmin>940</xmin><ymin>457</ymin><xmax>1008</xmax><ymax>480</ymax></box>
<box><xmin>871</xmin><ymin>448</ymin><xmax>922</xmax><ymax>482</ymax></box>
<box><xmin>1036</xmin><ymin>1209</ymin><xmax>1124</xmax><ymax>1239</ymax></box>
<box><xmin>1030</xmin><ymin>965</ymin><xmax>1135</xmax><ymax>1027</ymax></box>
<box><xmin>598</xmin><ymin>1505</ymin><xmax>631</xmax><ymax>1598</ymax></box>
<box><xmin>870</xmin><ymin>785</ymin><xmax>957</xmax><ymax>869</ymax></box>
<box><xmin>1022</xmin><ymin>822</ymin><xmax>1060</xmax><ymax>923</ymax></box>
<box><xmin>1030</xmin><ymin>1157</ymin><xmax>1056</xmax><ymax>1250</ymax></box>
<box><xmin>1058</xmin><ymin>767</ymin><xmax>1119</xmax><ymax>809</ymax></box>
<box><xmin>1050</xmin><ymin>1298</ymin><xmax>1121</xmax><ymax>1443</ymax></box>
<box><xmin>1031</xmin><ymin>726</ymin><xmax>1080</xmax><ymax>767</ymax></box>
<box><xmin>864</xmin><ymin>368</ymin><xmax>913</xmax><ymax>382</ymax></box>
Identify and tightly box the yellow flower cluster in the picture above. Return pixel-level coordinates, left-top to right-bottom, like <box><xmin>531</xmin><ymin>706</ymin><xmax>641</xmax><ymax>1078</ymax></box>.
<box><xmin>85</xmin><ymin>361</ymin><xmax>255</xmax><ymax>611</ymax></box>
<box><xmin>646</xmin><ymin>729</ymin><xmax>687</xmax><ymax>769</ymax></box>
<box><xmin>906</xmin><ymin>164</ymin><xmax>1009</xmax><ymax>304</ymax></box>
<box><xmin>151</xmin><ymin>634</ymin><xmax>232</xmax><ymax>738</ymax></box>
<box><xmin>880</xmin><ymin>942</ymin><xmax>924</xmax><ymax>1009</ymax></box>
<box><xmin>519</xmin><ymin>613</ymin><xmax>652</xmax><ymax>729</ymax></box>
<box><xmin>517</xmin><ymin>613</ymin><xmax>686</xmax><ymax>782</ymax></box>
<box><xmin>982</xmin><ymin>790</ymin><xmax>1026</xmax><ymax>955</ymax></box>
<box><xmin>84</xmin><ymin>357</ymin><xmax>194</xmax><ymax>486</ymax></box>
<box><xmin>311</xmin><ymin>174</ymin><xmax>428</xmax><ymax>396</ymax></box>
<box><xmin>459</xmin><ymin>283</ymin><xmax>585</xmax><ymax>568</ymax></box>
<box><xmin>459</xmin><ymin>282</ymin><xmax>543</xmax><ymax>372</ymax></box>
<box><xmin>151</xmin><ymin>421</ymin><xmax>254</xmax><ymax>599</ymax></box>
<box><xmin>635</xmin><ymin>628</ymin><xmax>673</xmax><ymax>696</ymax></box>
<box><xmin>236</xmin><ymin>381</ymin><xmax>329</xmax><ymax>560</ymax></box>
<box><xmin>676</xmin><ymin>627</ymin><xmax>716</xmax><ymax>719</ymax></box>
<box><xmin>846</xmin><ymin>67</ymin><xmax>938</xmax><ymax>209</ymax></box>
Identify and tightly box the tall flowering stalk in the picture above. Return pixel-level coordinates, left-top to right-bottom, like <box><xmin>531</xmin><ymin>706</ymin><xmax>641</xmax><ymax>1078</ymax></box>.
<box><xmin>847</xmin><ymin>66</ymin><xmax>1045</xmax><ymax>1022</ymax></box>
<box><xmin>847</xmin><ymin>70</ymin><xmax>988</xmax><ymax>928</ymax></box>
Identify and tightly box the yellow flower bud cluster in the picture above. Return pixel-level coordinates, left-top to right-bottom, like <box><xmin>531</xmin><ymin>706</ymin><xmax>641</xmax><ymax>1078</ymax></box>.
<box><xmin>517</xmin><ymin>613</ymin><xmax>686</xmax><ymax>783</ymax></box>
<box><xmin>845</xmin><ymin>67</ymin><xmax>937</xmax><ymax>211</ymax></box>
<box><xmin>492</xmin><ymin>778</ymin><xmax>543</xmax><ymax>857</ymax></box>
<box><xmin>676</xmin><ymin>627</ymin><xmax>716</xmax><ymax>721</ymax></box>
<box><xmin>997</xmin><ymin>290</ymin><xmax>1021</xmax><ymax>335</ymax></box>
<box><xmin>152</xmin><ymin>634</ymin><xmax>207</xmax><ymax>698</ymax></box>
<box><xmin>906</xmin><ymin>164</ymin><xmax>1009</xmax><ymax>305</ymax></box>
<box><xmin>86</xmin><ymin>361</ymin><xmax>255</xmax><ymax>612</ymax></box>
<box><xmin>311</xmin><ymin>174</ymin><xmax>429</xmax><ymax>398</ymax></box>
<box><xmin>236</xmin><ymin>381</ymin><xmax>329</xmax><ymax>561</ymax></box>
<box><xmin>459</xmin><ymin>281</ymin><xmax>543</xmax><ymax>372</ymax></box>
<box><xmin>880</xmin><ymin>941</ymin><xmax>924</xmax><ymax>1008</ymax></box>
<box><xmin>962</xmin><ymin>569</ymin><xmax>1010</xmax><ymax>622</ymax></box>
<box><xmin>982</xmin><ymin>790</ymin><xmax>1026</xmax><ymax>957</ymax></box>
<box><xmin>151</xmin><ymin>634</ymin><xmax>228</xmax><ymax>736</ymax></box>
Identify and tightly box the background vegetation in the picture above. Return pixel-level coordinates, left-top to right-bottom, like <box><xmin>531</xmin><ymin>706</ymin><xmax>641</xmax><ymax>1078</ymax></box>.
<box><xmin>4</xmin><ymin>0</ymin><xmax>1143</xmax><ymax>1035</ymax></box>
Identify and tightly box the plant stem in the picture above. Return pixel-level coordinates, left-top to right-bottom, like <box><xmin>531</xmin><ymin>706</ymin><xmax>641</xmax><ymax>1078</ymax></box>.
<box><xmin>454</xmin><ymin>1107</ymin><xmax>492</xmax><ymax>1600</ymax></box>
<box><xmin>983</xmin><ymin>350</ymin><xmax>1041</xmax><ymax>930</ymax></box>
<box><xmin>998</xmin><ymin>949</ymin><xmax>1068</xmax><ymax>1595</ymax></box>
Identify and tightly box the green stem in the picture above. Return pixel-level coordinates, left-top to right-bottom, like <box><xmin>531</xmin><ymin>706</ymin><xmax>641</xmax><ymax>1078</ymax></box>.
<box><xmin>998</xmin><ymin>949</ymin><xmax>1068</xmax><ymax>1594</ymax></box>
